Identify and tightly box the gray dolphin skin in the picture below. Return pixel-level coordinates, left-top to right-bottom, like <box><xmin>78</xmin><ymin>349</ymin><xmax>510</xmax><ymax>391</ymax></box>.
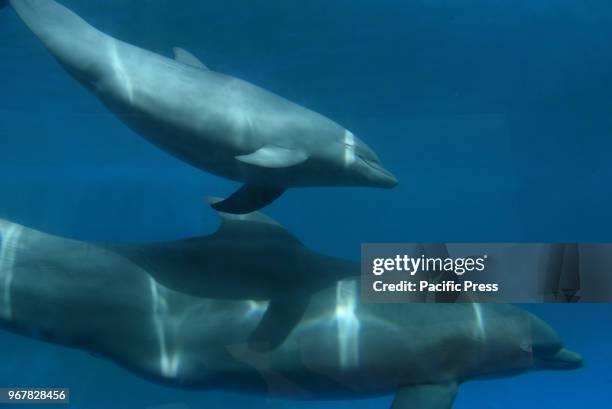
<box><xmin>114</xmin><ymin>197</ymin><xmax>359</xmax><ymax>350</ymax></box>
<box><xmin>3</xmin><ymin>0</ymin><xmax>398</xmax><ymax>214</ymax></box>
<box><xmin>0</xmin><ymin>219</ymin><xmax>582</xmax><ymax>409</ymax></box>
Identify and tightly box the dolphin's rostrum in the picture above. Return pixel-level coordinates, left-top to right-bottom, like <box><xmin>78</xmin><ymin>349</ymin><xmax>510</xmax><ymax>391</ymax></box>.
<box><xmin>5</xmin><ymin>0</ymin><xmax>398</xmax><ymax>214</ymax></box>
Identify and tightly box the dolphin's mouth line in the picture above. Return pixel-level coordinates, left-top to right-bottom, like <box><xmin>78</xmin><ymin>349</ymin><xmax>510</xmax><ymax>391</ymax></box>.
<box><xmin>536</xmin><ymin>348</ymin><xmax>584</xmax><ymax>370</ymax></box>
<box><xmin>361</xmin><ymin>157</ymin><xmax>396</xmax><ymax>180</ymax></box>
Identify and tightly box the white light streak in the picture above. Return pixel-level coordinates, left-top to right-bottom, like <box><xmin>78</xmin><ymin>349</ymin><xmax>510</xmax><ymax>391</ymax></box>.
<box><xmin>0</xmin><ymin>223</ymin><xmax>22</xmax><ymax>321</ymax></box>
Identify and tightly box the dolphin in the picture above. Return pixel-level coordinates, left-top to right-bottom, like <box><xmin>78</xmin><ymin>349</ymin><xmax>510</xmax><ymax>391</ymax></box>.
<box><xmin>2</xmin><ymin>0</ymin><xmax>398</xmax><ymax>214</ymax></box>
<box><xmin>0</xmin><ymin>219</ymin><xmax>582</xmax><ymax>409</ymax></box>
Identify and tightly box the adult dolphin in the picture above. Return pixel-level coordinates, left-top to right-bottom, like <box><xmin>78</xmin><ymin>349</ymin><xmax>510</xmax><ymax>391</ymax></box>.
<box><xmin>2</xmin><ymin>0</ymin><xmax>398</xmax><ymax>214</ymax></box>
<box><xmin>0</xmin><ymin>219</ymin><xmax>582</xmax><ymax>409</ymax></box>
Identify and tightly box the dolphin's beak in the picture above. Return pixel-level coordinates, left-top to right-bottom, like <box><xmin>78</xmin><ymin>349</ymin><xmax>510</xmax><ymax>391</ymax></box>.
<box><xmin>366</xmin><ymin>161</ymin><xmax>398</xmax><ymax>188</ymax></box>
<box><xmin>379</xmin><ymin>168</ymin><xmax>399</xmax><ymax>188</ymax></box>
<box><xmin>537</xmin><ymin>348</ymin><xmax>584</xmax><ymax>370</ymax></box>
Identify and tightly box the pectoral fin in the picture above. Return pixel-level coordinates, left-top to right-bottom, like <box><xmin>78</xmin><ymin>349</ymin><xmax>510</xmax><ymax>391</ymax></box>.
<box><xmin>248</xmin><ymin>298</ymin><xmax>310</xmax><ymax>352</ymax></box>
<box><xmin>391</xmin><ymin>382</ymin><xmax>458</xmax><ymax>409</ymax></box>
<box><xmin>210</xmin><ymin>184</ymin><xmax>285</xmax><ymax>214</ymax></box>
<box><xmin>236</xmin><ymin>145</ymin><xmax>308</xmax><ymax>168</ymax></box>
<box><xmin>172</xmin><ymin>47</ymin><xmax>209</xmax><ymax>69</ymax></box>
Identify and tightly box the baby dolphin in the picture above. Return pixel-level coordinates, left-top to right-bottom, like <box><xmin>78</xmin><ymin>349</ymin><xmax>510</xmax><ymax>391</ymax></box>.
<box><xmin>3</xmin><ymin>0</ymin><xmax>398</xmax><ymax>213</ymax></box>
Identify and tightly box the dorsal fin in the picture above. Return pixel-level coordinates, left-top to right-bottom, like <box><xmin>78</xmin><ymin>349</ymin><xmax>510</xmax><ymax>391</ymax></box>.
<box><xmin>205</xmin><ymin>197</ymin><xmax>300</xmax><ymax>243</ymax></box>
<box><xmin>172</xmin><ymin>47</ymin><xmax>209</xmax><ymax>70</ymax></box>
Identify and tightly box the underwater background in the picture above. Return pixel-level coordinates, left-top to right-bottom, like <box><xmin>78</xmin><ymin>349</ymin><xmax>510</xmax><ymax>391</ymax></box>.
<box><xmin>1</xmin><ymin>0</ymin><xmax>611</xmax><ymax>407</ymax></box>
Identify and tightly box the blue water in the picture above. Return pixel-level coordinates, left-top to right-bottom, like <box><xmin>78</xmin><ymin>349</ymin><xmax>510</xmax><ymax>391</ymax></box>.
<box><xmin>1</xmin><ymin>0</ymin><xmax>612</xmax><ymax>408</ymax></box>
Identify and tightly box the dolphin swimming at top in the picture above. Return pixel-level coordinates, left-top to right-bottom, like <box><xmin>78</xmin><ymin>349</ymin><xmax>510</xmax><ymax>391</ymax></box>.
<box><xmin>2</xmin><ymin>0</ymin><xmax>398</xmax><ymax>214</ymax></box>
<box><xmin>0</xmin><ymin>218</ymin><xmax>582</xmax><ymax>409</ymax></box>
